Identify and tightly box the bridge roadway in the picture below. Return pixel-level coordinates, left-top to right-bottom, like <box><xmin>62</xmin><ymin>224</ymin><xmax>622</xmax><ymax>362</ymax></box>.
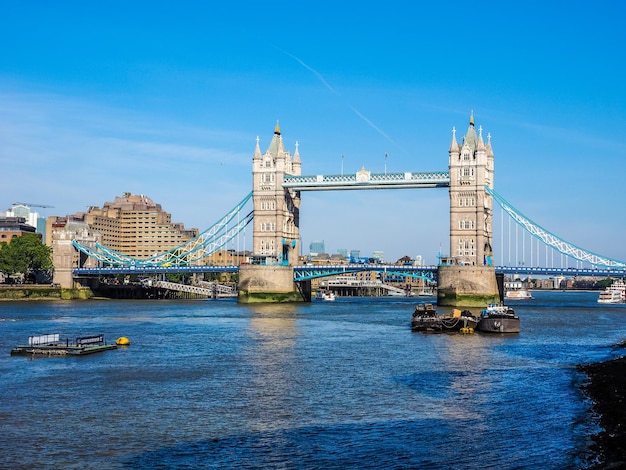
<box><xmin>73</xmin><ymin>264</ymin><xmax>626</xmax><ymax>279</ymax></box>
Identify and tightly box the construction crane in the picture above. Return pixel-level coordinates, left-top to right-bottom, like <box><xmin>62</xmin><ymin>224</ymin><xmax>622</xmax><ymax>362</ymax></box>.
<box><xmin>12</xmin><ymin>202</ymin><xmax>55</xmax><ymax>208</ymax></box>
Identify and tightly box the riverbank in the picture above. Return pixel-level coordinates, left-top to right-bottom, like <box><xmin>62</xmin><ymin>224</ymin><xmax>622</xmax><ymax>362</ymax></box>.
<box><xmin>579</xmin><ymin>340</ymin><xmax>626</xmax><ymax>469</ymax></box>
<box><xmin>0</xmin><ymin>286</ymin><xmax>94</xmax><ymax>300</ymax></box>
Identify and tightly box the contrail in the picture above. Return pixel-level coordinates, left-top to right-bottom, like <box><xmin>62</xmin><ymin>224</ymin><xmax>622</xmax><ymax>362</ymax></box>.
<box><xmin>349</xmin><ymin>106</ymin><xmax>397</xmax><ymax>147</ymax></box>
<box><xmin>276</xmin><ymin>46</ymin><xmax>398</xmax><ymax>148</ymax></box>
<box><xmin>278</xmin><ymin>48</ymin><xmax>339</xmax><ymax>96</ymax></box>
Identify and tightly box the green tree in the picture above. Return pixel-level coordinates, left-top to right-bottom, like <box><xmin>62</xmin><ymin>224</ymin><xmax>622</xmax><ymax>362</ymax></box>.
<box><xmin>0</xmin><ymin>234</ymin><xmax>53</xmax><ymax>282</ymax></box>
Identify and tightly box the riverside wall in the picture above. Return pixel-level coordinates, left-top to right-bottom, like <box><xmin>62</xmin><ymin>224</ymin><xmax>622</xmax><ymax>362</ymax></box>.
<box><xmin>0</xmin><ymin>286</ymin><xmax>94</xmax><ymax>301</ymax></box>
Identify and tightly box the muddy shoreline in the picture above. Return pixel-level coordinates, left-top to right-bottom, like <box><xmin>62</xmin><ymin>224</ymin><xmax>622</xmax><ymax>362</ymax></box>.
<box><xmin>578</xmin><ymin>341</ymin><xmax>626</xmax><ymax>469</ymax></box>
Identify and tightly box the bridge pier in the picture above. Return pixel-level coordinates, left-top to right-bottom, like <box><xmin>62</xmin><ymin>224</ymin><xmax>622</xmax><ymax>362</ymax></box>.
<box><xmin>437</xmin><ymin>265</ymin><xmax>500</xmax><ymax>307</ymax></box>
<box><xmin>238</xmin><ymin>265</ymin><xmax>309</xmax><ymax>303</ymax></box>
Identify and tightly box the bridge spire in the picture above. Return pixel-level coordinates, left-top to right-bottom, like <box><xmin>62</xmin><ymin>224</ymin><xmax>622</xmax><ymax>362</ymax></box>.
<box><xmin>253</xmin><ymin>136</ymin><xmax>262</xmax><ymax>161</ymax></box>
<box><xmin>449</xmin><ymin>126</ymin><xmax>459</xmax><ymax>153</ymax></box>
<box><xmin>478</xmin><ymin>125</ymin><xmax>485</xmax><ymax>149</ymax></box>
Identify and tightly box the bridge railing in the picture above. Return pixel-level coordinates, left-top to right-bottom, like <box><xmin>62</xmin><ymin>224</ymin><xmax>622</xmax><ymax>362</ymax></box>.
<box><xmin>283</xmin><ymin>171</ymin><xmax>450</xmax><ymax>190</ymax></box>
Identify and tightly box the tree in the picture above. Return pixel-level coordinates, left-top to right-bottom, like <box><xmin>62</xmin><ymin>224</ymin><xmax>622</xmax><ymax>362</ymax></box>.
<box><xmin>0</xmin><ymin>234</ymin><xmax>53</xmax><ymax>282</ymax></box>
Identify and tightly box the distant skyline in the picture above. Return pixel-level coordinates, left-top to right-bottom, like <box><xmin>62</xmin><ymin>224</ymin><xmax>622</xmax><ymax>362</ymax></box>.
<box><xmin>1</xmin><ymin>2</ymin><xmax>625</xmax><ymax>264</ymax></box>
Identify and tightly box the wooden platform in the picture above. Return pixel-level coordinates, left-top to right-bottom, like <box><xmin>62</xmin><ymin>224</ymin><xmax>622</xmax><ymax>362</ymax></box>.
<box><xmin>10</xmin><ymin>333</ymin><xmax>118</xmax><ymax>356</ymax></box>
<box><xmin>11</xmin><ymin>343</ymin><xmax>118</xmax><ymax>356</ymax></box>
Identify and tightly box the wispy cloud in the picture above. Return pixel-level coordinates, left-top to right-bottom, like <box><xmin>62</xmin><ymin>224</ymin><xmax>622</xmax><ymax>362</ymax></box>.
<box><xmin>275</xmin><ymin>46</ymin><xmax>399</xmax><ymax>149</ymax></box>
<box><xmin>0</xmin><ymin>90</ymin><xmax>251</xmax><ymax>227</ymax></box>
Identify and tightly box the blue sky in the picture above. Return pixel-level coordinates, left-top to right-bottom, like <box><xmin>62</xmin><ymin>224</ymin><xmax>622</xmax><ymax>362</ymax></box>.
<box><xmin>1</xmin><ymin>1</ymin><xmax>625</xmax><ymax>265</ymax></box>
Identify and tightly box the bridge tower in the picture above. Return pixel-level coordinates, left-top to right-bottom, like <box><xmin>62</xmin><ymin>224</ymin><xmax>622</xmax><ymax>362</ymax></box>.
<box><xmin>238</xmin><ymin>123</ymin><xmax>308</xmax><ymax>302</ymax></box>
<box><xmin>437</xmin><ymin>113</ymin><xmax>500</xmax><ymax>306</ymax></box>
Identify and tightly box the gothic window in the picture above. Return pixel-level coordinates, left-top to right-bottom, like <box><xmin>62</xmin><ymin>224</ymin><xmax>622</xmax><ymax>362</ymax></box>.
<box><xmin>463</xmin><ymin>168</ymin><xmax>471</xmax><ymax>177</ymax></box>
<box><xmin>463</xmin><ymin>150</ymin><xmax>470</xmax><ymax>161</ymax></box>
<box><xmin>264</xmin><ymin>158</ymin><xmax>272</xmax><ymax>168</ymax></box>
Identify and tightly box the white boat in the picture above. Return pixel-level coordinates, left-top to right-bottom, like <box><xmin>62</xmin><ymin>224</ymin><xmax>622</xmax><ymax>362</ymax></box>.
<box><xmin>597</xmin><ymin>279</ymin><xmax>626</xmax><ymax>304</ymax></box>
<box><xmin>505</xmin><ymin>288</ymin><xmax>533</xmax><ymax>300</ymax></box>
<box><xmin>315</xmin><ymin>290</ymin><xmax>336</xmax><ymax>301</ymax></box>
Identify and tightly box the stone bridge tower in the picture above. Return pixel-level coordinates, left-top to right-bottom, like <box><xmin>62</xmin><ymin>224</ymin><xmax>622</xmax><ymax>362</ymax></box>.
<box><xmin>238</xmin><ymin>123</ymin><xmax>306</xmax><ymax>302</ymax></box>
<box><xmin>448</xmin><ymin>112</ymin><xmax>494</xmax><ymax>266</ymax></box>
<box><xmin>250</xmin><ymin>122</ymin><xmax>301</xmax><ymax>266</ymax></box>
<box><xmin>437</xmin><ymin>113</ymin><xmax>499</xmax><ymax>306</ymax></box>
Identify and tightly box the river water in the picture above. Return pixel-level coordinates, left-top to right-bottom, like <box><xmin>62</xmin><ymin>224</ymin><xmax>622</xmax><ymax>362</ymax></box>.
<box><xmin>1</xmin><ymin>291</ymin><xmax>625</xmax><ymax>469</ymax></box>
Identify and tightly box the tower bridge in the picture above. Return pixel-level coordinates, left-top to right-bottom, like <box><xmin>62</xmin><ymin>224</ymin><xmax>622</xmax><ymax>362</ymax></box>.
<box><xmin>237</xmin><ymin>115</ymin><xmax>498</xmax><ymax>305</ymax></box>
<box><xmin>70</xmin><ymin>115</ymin><xmax>625</xmax><ymax>305</ymax></box>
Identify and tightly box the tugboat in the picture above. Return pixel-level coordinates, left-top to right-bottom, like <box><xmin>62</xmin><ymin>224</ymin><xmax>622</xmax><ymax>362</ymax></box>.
<box><xmin>411</xmin><ymin>303</ymin><xmax>479</xmax><ymax>333</ymax></box>
<box><xmin>411</xmin><ymin>303</ymin><xmax>441</xmax><ymax>332</ymax></box>
<box><xmin>477</xmin><ymin>303</ymin><xmax>520</xmax><ymax>333</ymax></box>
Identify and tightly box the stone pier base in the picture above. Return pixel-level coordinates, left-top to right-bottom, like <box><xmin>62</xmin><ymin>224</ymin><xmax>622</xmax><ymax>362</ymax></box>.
<box><xmin>238</xmin><ymin>265</ymin><xmax>307</xmax><ymax>303</ymax></box>
<box><xmin>437</xmin><ymin>265</ymin><xmax>500</xmax><ymax>307</ymax></box>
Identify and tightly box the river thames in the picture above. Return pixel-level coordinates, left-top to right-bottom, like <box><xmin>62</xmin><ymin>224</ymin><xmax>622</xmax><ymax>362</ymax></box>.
<box><xmin>1</xmin><ymin>291</ymin><xmax>625</xmax><ymax>469</ymax></box>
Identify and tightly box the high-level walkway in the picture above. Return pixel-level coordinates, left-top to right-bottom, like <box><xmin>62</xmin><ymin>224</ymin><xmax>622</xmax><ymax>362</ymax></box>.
<box><xmin>282</xmin><ymin>171</ymin><xmax>450</xmax><ymax>191</ymax></box>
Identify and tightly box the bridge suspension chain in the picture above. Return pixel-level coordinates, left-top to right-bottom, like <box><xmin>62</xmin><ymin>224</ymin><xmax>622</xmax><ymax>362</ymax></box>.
<box><xmin>486</xmin><ymin>186</ymin><xmax>625</xmax><ymax>269</ymax></box>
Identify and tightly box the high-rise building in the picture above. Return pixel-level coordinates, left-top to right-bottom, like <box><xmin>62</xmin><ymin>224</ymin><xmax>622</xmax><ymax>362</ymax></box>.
<box><xmin>309</xmin><ymin>240</ymin><xmax>325</xmax><ymax>255</ymax></box>
<box><xmin>4</xmin><ymin>204</ymin><xmax>46</xmax><ymax>242</ymax></box>
<box><xmin>52</xmin><ymin>193</ymin><xmax>198</xmax><ymax>259</ymax></box>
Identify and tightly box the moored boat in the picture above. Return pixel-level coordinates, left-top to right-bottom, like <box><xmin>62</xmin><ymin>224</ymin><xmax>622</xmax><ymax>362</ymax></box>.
<box><xmin>315</xmin><ymin>290</ymin><xmax>336</xmax><ymax>301</ymax></box>
<box><xmin>597</xmin><ymin>279</ymin><xmax>625</xmax><ymax>304</ymax></box>
<box><xmin>505</xmin><ymin>288</ymin><xmax>533</xmax><ymax>300</ymax></box>
<box><xmin>411</xmin><ymin>303</ymin><xmax>479</xmax><ymax>333</ymax></box>
<box><xmin>477</xmin><ymin>303</ymin><xmax>520</xmax><ymax>333</ymax></box>
<box><xmin>411</xmin><ymin>303</ymin><xmax>440</xmax><ymax>332</ymax></box>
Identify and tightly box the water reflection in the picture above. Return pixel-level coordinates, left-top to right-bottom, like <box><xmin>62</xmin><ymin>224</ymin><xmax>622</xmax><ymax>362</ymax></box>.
<box><xmin>241</xmin><ymin>303</ymin><xmax>301</xmax><ymax>432</ymax></box>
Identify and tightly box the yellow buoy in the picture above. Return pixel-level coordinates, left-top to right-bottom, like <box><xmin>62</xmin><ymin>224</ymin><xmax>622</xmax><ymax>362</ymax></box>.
<box><xmin>116</xmin><ymin>337</ymin><xmax>130</xmax><ymax>346</ymax></box>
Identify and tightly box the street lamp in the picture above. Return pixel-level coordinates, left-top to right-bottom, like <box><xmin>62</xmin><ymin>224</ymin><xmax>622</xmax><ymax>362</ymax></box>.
<box><xmin>384</xmin><ymin>153</ymin><xmax>388</xmax><ymax>175</ymax></box>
